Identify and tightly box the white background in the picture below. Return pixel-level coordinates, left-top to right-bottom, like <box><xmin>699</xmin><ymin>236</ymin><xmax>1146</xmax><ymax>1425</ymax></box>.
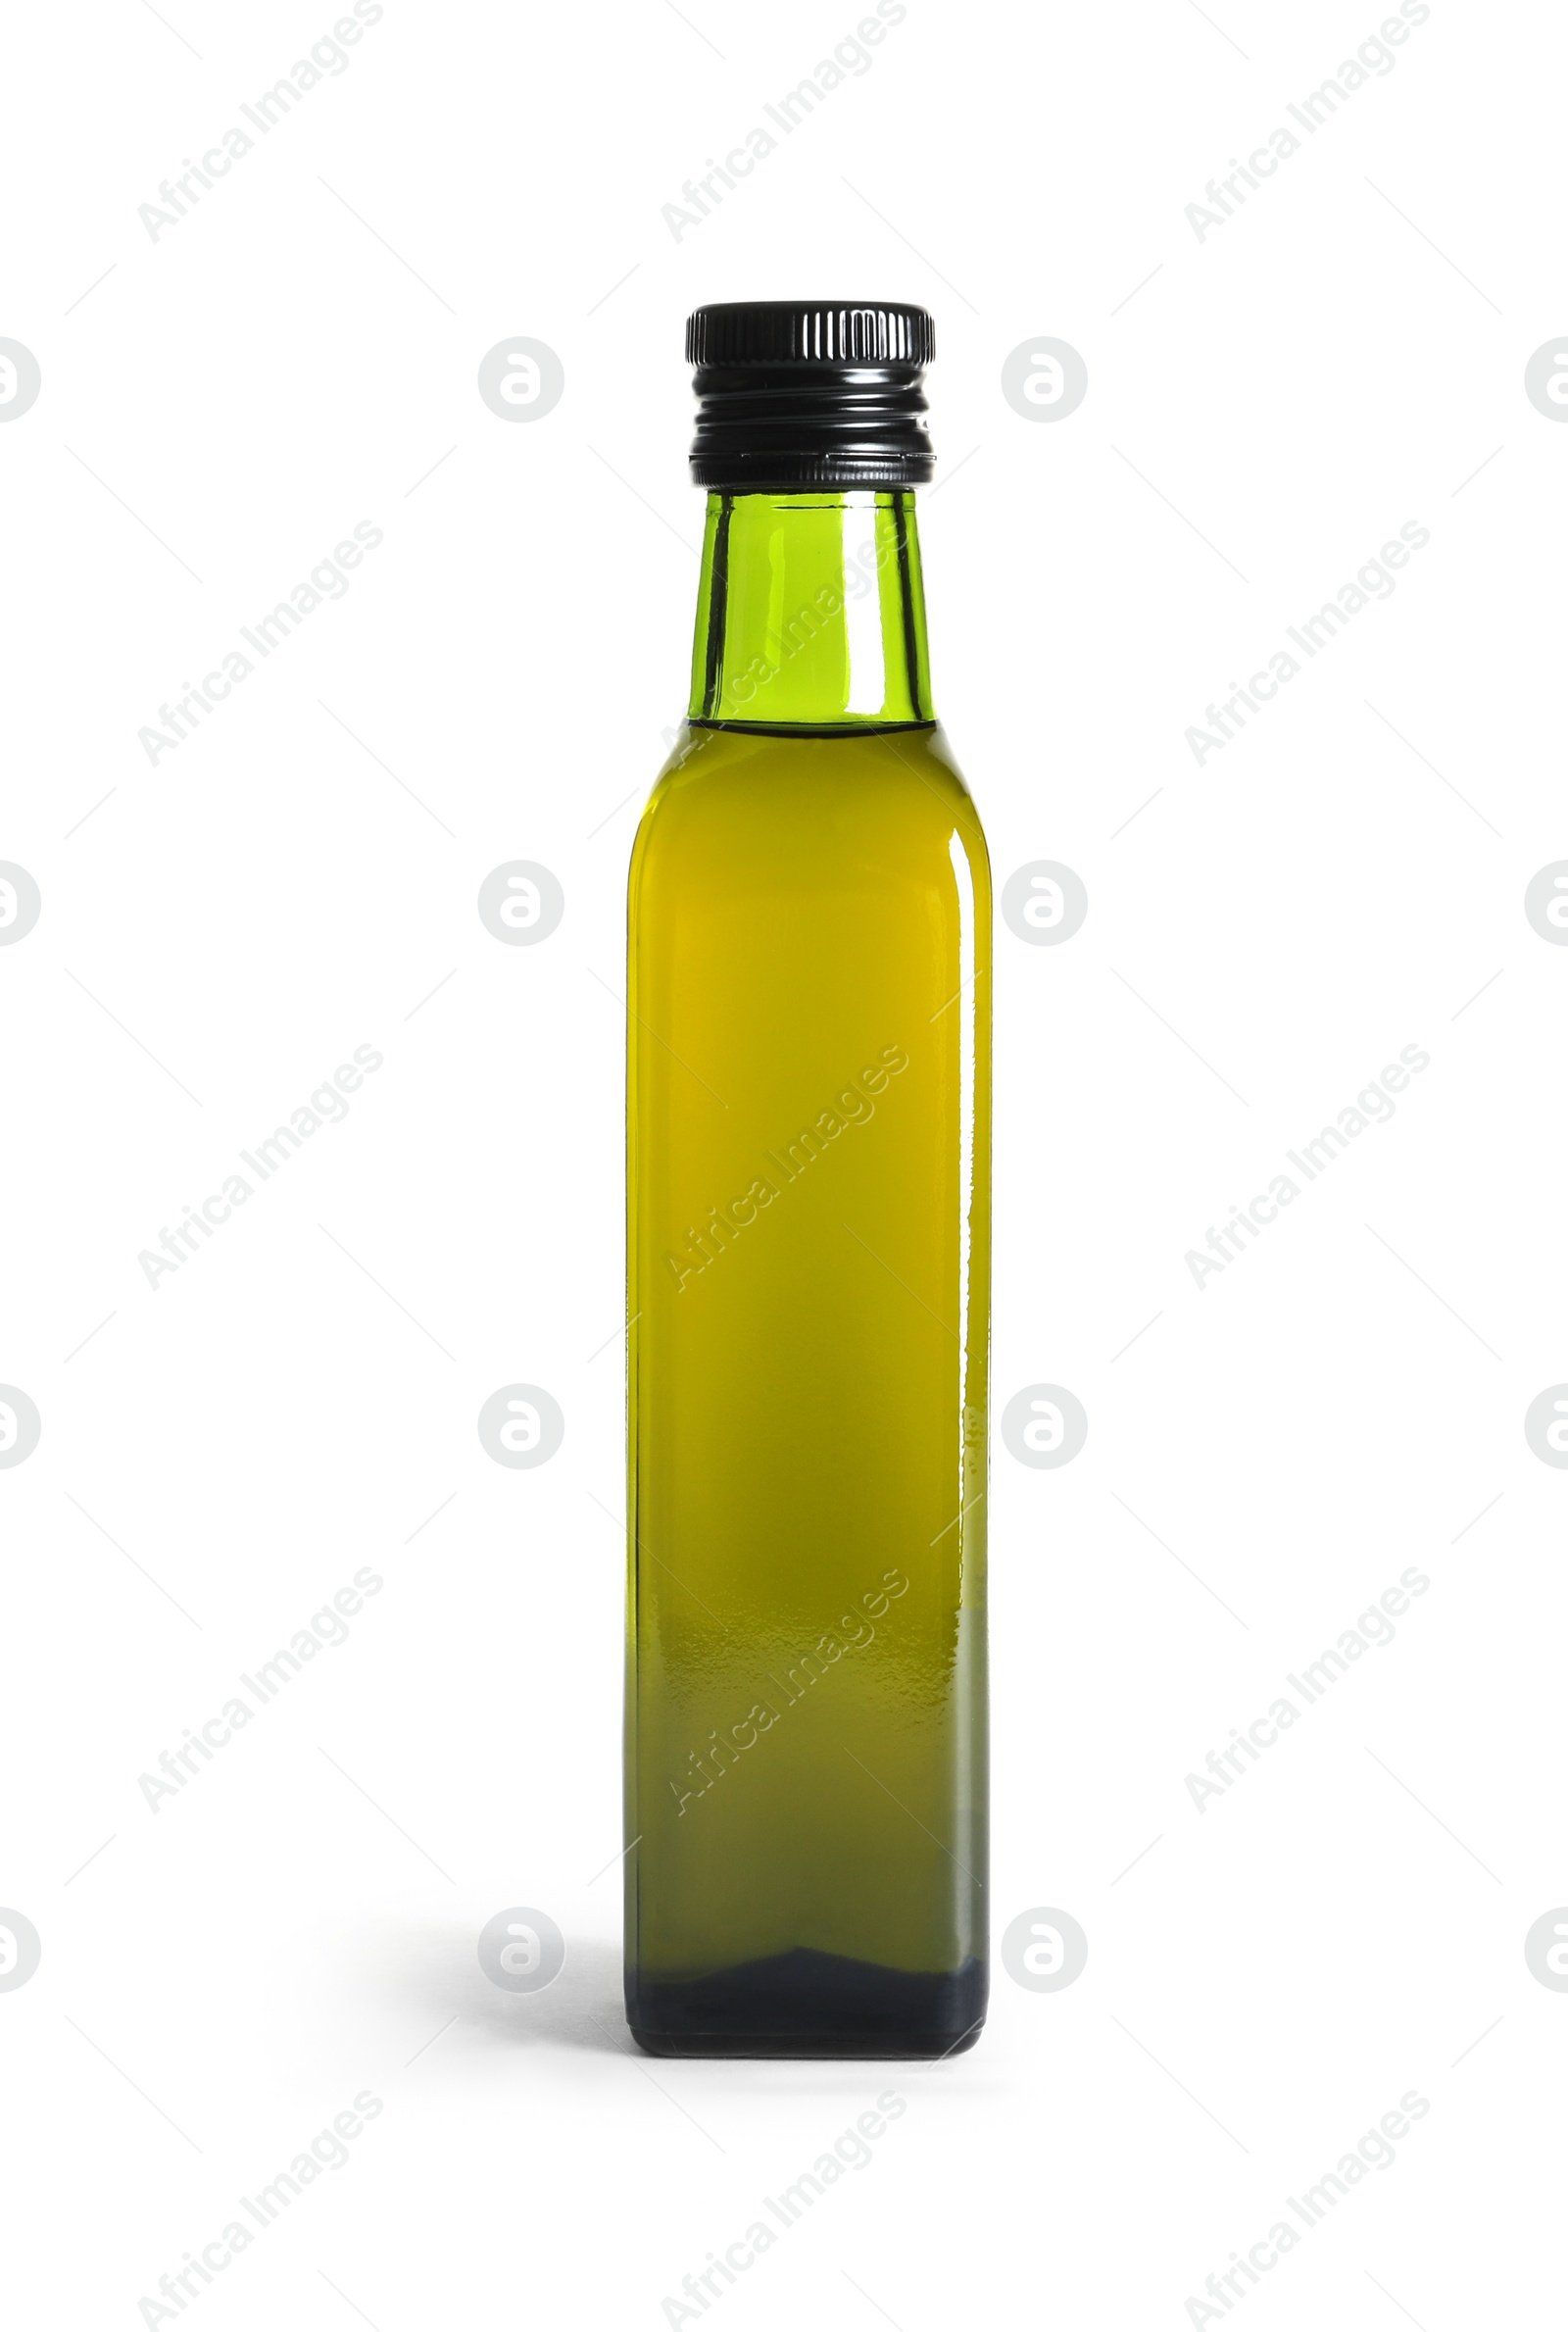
<box><xmin>3</xmin><ymin>1</ymin><xmax>1563</xmax><ymax>2325</ymax></box>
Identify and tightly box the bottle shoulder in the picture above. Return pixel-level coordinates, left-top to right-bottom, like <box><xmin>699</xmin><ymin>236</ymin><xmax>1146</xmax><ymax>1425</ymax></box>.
<box><xmin>633</xmin><ymin>721</ymin><xmax>985</xmax><ymax>855</ymax></box>
<box><xmin>628</xmin><ymin>723</ymin><xmax>990</xmax><ymax>937</ymax></box>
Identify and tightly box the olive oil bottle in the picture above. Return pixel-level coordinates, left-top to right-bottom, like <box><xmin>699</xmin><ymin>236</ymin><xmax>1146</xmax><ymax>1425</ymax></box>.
<box><xmin>625</xmin><ymin>303</ymin><xmax>989</xmax><ymax>2057</ymax></box>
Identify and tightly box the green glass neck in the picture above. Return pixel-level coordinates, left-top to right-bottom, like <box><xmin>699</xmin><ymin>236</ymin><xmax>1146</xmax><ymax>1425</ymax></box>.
<box><xmin>687</xmin><ymin>490</ymin><xmax>933</xmax><ymax>730</ymax></box>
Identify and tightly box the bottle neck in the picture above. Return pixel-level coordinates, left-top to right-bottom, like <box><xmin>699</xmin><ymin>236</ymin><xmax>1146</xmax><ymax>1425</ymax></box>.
<box><xmin>687</xmin><ymin>490</ymin><xmax>933</xmax><ymax>731</ymax></box>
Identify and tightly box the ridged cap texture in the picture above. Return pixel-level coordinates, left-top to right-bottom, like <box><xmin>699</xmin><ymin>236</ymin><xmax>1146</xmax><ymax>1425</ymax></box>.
<box><xmin>687</xmin><ymin>301</ymin><xmax>936</xmax><ymax>489</ymax></box>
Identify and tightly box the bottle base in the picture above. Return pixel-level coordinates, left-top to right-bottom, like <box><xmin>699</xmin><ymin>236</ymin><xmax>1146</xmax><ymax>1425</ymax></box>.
<box><xmin>625</xmin><ymin>1946</ymin><xmax>986</xmax><ymax>2060</ymax></box>
<box><xmin>630</xmin><ymin>2024</ymin><xmax>984</xmax><ymax>2060</ymax></box>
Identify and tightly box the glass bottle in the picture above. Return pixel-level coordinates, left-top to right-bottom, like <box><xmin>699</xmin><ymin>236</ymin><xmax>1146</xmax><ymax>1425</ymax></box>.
<box><xmin>625</xmin><ymin>303</ymin><xmax>990</xmax><ymax>2057</ymax></box>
